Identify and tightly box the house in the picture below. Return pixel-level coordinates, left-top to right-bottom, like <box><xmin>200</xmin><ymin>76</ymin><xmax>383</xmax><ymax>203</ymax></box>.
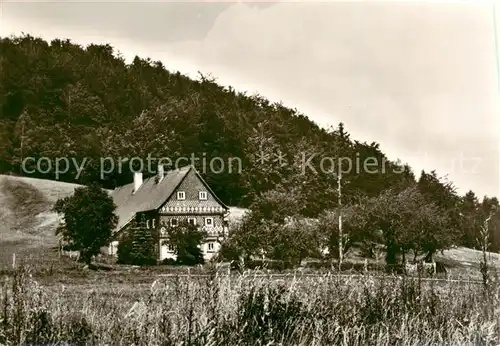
<box><xmin>104</xmin><ymin>164</ymin><xmax>230</xmax><ymax>262</ymax></box>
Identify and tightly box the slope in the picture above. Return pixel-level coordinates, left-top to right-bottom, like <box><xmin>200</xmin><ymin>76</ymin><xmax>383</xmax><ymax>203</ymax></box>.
<box><xmin>0</xmin><ymin>174</ymin><xmax>80</xmax><ymax>267</ymax></box>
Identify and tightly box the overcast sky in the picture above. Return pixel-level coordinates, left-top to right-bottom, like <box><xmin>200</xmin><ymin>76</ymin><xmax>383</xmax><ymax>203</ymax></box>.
<box><xmin>1</xmin><ymin>0</ymin><xmax>499</xmax><ymax>198</ymax></box>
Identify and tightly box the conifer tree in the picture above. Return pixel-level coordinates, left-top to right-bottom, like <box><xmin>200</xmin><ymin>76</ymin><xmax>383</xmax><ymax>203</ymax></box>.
<box><xmin>117</xmin><ymin>219</ymin><xmax>157</xmax><ymax>265</ymax></box>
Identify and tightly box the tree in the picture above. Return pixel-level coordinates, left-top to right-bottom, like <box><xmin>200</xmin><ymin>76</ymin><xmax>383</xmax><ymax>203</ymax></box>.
<box><xmin>229</xmin><ymin>187</ymin><xmax>298</xmax><ymax>260</ymax></box>
<box><xmin>116</xmin><ymin>233</ymin><xmax>134</xmax><ymax>265</ymax></box>
<box><xmin>165</xmin><ymin>221</ymin><xmax>207</xmax><ymax>265</ymax></box>
<box><xmin>417</xmin><ymin>170</ymin><xmax>461</xmax><ymax>261</ymax></box>
<box><xmin>351</xmin><ymin>185</ymin><xmax>452</xmax><ymax>269</ymax></box>
<box><xmin>117</xmin><ymin>220</ymin><xmax>157</xmax><ymax>266</ymax></box>
<box><xmin>218</xmin><ymin>240</ymin><xmax>243</xmax><ymax>263</ymax></box>
<box><xmin>267</xmin><ymin>217</ymin><xmax>321</xmax><ymax>266</ymax></box>
<box><xmin>408</xmin><ymin>198</ymin><xmax>451</xmax><ymax>262</ymax></box>
<box><xmin>54</xmin><ymin>182</ymin><xmax>118</xmax><ymax>265</ymax></box>
<box><xmin>478</xmin><ymin>196</ymin><xmax>500</xmax><ymax>252</ymax></box>
<box><xmin>460</xmin><ymin>190</ymin><xmax>481</xmax><ymax>249</ymax></box>
<box><xmin>459</xmin><ymin>193</ymin><xmax>500</xmax><ymax>252</ymax></box>
<box><xmin>316</xmin><ymin>200</ymin><xmax>384</xmax><ymax>260</ymax></box>
<box><xmin>228</xmin><ymin>186</ymin><xmax>321</xmax><ymax>267</ymax></box>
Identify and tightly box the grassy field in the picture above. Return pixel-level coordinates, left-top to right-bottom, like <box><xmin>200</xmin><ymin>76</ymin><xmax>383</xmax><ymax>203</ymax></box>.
<box><xmin>1</xmin><ymin>264</ymin><xmax>500</xmax><ymax>345</ymax></box>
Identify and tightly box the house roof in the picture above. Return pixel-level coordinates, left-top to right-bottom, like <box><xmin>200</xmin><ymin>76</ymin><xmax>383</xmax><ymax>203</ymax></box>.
<box><xmin>110</xmin><ymin>165</ymin><xmax>228</xmax><ymax>233</ymax></box>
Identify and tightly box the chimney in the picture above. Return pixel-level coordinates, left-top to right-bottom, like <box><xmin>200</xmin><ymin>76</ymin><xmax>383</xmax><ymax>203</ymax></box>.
<box><xmin>133</xmin><ymin>172</ymin><xmax>143</xmax><ymax>193</ymax></box>
<box><xmin>157</xmin><ymin>165</ymin><xmax>164</xmax><ymax>184</ymax></box>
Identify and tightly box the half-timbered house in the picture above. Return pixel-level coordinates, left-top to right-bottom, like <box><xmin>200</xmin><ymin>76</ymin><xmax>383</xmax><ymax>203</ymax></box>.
<box><xmin>105</xmin><ymin>164</ymin><xmax>230</xmax><ymax>262</ymax></box>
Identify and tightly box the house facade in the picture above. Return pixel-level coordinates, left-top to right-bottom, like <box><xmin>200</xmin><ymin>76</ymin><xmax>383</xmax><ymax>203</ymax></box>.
<box><xmin>106</xmin><ymin>165</ymin><xmax>229</xmax><ymax>262</ymax></box>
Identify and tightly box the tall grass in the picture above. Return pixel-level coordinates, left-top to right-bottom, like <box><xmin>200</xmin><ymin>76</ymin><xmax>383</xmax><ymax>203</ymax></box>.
<box><xmin>1</xmin><ymin>267</ymin><xmax>500</xmax><ymax>345</ymax></box>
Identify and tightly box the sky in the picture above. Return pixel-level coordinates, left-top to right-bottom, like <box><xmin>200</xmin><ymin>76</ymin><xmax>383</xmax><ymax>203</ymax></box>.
<box><xmin>1</xmin><ymin>0</ymin><xmax>500</xmax><ymax>198</ymax></box>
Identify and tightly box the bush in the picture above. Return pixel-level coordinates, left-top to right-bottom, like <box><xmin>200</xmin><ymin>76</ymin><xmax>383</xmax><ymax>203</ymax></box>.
<box><xmin>176</xmin><ymin>251</ymin><xmax>204</xmax><ymax>266</ymax></box>
<box><xmin>161</xmin><ymin>258</ymin><xmax>177</xmax><ymax>266</ymax></box>
<box><xmin>218</xmin><ymin>241</ymin><xmax>242</xmax><ymax>262</ymax></box>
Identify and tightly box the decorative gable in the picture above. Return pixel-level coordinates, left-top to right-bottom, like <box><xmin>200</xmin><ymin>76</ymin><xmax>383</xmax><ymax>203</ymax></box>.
<box><xmin>159</xmin><ymin>168</ymin><xmax>227</xmax><ymax>214</ymax></box>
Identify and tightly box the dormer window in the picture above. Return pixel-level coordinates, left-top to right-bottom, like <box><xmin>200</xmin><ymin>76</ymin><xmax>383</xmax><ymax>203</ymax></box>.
<box><xmin>199</xmin><ymin>191</ymin><xmax>207</xmax><ymax>200</ymax></box>
<box><xmin>177</xmin><ymin>191</ymin><xmax>185</xmax><ymax>200</ymax></box>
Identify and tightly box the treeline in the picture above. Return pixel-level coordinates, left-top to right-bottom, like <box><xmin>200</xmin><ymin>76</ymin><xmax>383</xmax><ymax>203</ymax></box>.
<box><xmin>223</xmin><ymin>172</ymin><xmax>500</xmax><ymax>266</ymax></box>
<box><xmin>1</xmin><ymin>35</ymin><xmax>499</xmax><ymax>256</ymax></box>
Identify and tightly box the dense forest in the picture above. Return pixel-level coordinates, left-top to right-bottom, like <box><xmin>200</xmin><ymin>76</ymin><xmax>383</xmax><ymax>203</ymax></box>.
<box><xmin>1</xmin><ymin>34</ymin><xmax>499</xmax><ymax>257</ymax></box>
<box><xmin>0</xmin><ymin>35</ymin><xmax>411</xmax><ymax>208</ymax></box>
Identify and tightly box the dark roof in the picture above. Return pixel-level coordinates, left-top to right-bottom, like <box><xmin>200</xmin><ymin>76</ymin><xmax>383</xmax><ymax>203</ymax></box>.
<box><xmin>110</xmin><ymin>165</ymin><xmax>228</xmax><ymax>233</ymax></box>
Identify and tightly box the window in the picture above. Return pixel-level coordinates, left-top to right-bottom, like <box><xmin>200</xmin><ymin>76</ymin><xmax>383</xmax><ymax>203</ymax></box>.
<box><xmin>199</xmin><ymin>191</ymin><xmax>207</xmax><ymax>200</ymax></box>
<box><xmin>204</xmin><ymin>217</ymin><xmax>213</xmax><ymax>226</ymax></box>
<box><xmin>170</xmin><ymin>219</ymin><xmax>178</xmax><ymax>227</ymax></box>
<box><xmin>177</xmin><ymin>191</ymin><xmax>185</xmax><ymax>200</ymax></box>
<box><xmin>208</xmin><ymin>242</ymin><xmax>214</xmax><ymax>251</ymax></box>
<box><xmin>188</xmin><ymin>217</ymin><xmax>196</xmax><ymax>226</ymax></box>
<box><xmin>167</xmin><ymin>243</ymin><xmax>175</xmax><ymax>252</ymax></box>
<box><xmin>146</xmin><ymin>220</ymin><xmax>150</xmax><ymax>229</ymax></box>
<box><xmin>152</xmin><ymin>219</ymin><xmax>156</xmax><ymax>228</ymax></box>
<box><xmin>160</xmin><ymin>227</ymin><xmax>166</xmax><ymax>236</ymax></box>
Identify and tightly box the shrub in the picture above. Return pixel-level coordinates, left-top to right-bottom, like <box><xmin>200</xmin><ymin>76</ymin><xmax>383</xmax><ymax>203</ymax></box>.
<box><xmin>161</xmin><ymin>258</ymin><xmax>177</xmax><ymax>266</ymax></box>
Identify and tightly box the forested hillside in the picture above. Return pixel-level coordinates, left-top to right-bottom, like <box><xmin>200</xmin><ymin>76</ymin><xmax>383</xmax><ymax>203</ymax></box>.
<box><xmin>0</xmin><ymin>35</ymin><xmax>410</xmax><ymax>209</ymax></box>
<box><xmin>1</xmin><ymin>34</ymin><xmax>499</xmax><ymax>255</ymax></box>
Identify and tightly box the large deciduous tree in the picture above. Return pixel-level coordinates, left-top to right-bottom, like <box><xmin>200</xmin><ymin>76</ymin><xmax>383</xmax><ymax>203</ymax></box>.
<box><xmin>331</xmin><ymin>185</ymin><xmax>455</xmax><ymax>268</ymax></box>
<box><xmin>54</xmin><ymin>182</ymin><xmax>118</xmax><ymax>265</ymax></box>
<box><xmin>316</xmin><ymin>202</ymin><xmax>374</xmax><ymax>260</ymax></box>
<box><xmin>417</xmin><ymin>170</ymin><xmax>461</xmax><ymax>261</ymax></box>
<box><xmin>227</xmin><ymin>186</ymin><xmax>321</xmax><ymax>266</ymax></box>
